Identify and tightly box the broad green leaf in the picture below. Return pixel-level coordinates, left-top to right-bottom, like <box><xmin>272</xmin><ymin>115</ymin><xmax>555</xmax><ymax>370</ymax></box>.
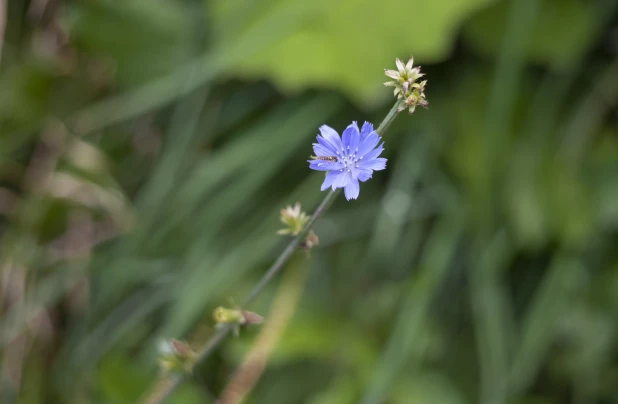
<box><xmin>211</xmin><ymin>0</ymin><xmax>497</xmax><ymax>104</ymax></box>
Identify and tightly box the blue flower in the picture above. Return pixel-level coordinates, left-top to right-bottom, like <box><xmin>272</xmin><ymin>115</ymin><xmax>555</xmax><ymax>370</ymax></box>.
<box><xmin>308</xmin><ymin>121</ymin><xmax>387</xmax><ymax>200</ymax></box>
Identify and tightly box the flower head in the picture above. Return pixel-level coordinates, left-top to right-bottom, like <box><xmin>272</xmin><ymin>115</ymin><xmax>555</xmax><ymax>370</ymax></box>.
<box><xmin>308</xmin><ymin>122</ymin><xmax>386</xmax><ymax>200</ymax></box>
<box><xmin>277</xmin><ymin>202</ymin><xmax>309</xmax><ymax>235</ymax></box>
<box><xmin>384</xmin><ymin>56</ymin><xmax>428</xmax><ymax>114</ymax></box>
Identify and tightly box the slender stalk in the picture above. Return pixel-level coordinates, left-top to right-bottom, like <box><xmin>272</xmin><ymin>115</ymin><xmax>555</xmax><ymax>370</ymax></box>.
<box><xmin>243</xmin><ymin>188</ymin><xmax>338</xmax><ymax>306</ymax></box>
<box><xmin>141</xmin><ymin>100</ymin><xmax>402</xmax><ymax>404</ymax></box>
<box><xmin>376</xmin><ymin>100</ymin><xmax>404</xmax><ymax>135</ymax></box>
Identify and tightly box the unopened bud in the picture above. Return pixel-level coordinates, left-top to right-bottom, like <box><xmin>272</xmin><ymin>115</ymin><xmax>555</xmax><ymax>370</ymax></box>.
<box><xmin>299</xmin><ymin>229</ymin><xmax>319</xmax><ymax>257</ymax></box>
<box><xmin>277</xmin><ymin>202</ymin><xmax>309</xmax><ymax>235</ymax></box>
<box><xmin>241</xmin><ymin>310</ymin><xmax>264</xmax><ymax>325</ymax></box>
<box><xmin>384</xmin><ymin>56</ymin><xmax>428</xmax><ymax>114</ymax></box>
<box><xmin>213</xmin><ymin>306</ymin><xmax>264</xmax><ymax>326</ymax></box>
<box><xmin>158</xmin><ymin>339</ymin><xmax>195</xmax><ymax>374</ymax></box>
<box><xmin>213</xmin><ymin>306</ymin><xmax>244</xmax><ymax>324</ymax></box>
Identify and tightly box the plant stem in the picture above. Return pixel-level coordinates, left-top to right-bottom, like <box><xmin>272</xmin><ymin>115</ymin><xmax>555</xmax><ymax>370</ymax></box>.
<box><xmin>376</xmin><ymin>99</ymin><xmax>404</xmax><ymax>136</ymax></box>
<box><xmin>141</xmin><ymin>99</ymin><xmax>402</xmax><ymax>404</ymax></box>
<box><xmin>243</xmin><ymin>189</ymin><xmax>338</xmax><ymax>306</ymax></box>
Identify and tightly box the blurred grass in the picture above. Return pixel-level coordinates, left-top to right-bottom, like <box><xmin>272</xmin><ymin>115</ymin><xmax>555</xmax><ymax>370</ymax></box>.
<box><xmin>1</xmin><ymin>0</ymin><xmax>618</xmax><ymax>403</ymax></box>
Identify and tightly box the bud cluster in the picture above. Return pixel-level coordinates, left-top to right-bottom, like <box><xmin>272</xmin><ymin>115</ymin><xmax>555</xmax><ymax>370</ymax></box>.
<box><xmin>384</xmin><ymin>57</ymin><xmax>428</xmax><ymax>114</ymax></box>
<box><xmin>278</xmin><ymin>202</ymin><xmax>320</xmax><ymax>253</ymax></box>
<box><xmin>277</xmin><ymin>202</ymin><xmax>309</xmax><ymax>236</ymax></box>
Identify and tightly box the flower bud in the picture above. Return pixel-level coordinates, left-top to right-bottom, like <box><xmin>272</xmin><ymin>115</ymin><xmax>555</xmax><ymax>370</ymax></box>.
<box><xmin>158</xmin><ymin>339</ymin><xmax>196</xmax><ymax>374</ymax></box>
<box><xmin>277</xmin><ymin>202</ymin><xmax>309</xmax><ymax>235</ymax></box>
<box><xmin>301</xmin><ymin>229</ymin><xmax>320</xmax><ymax>253</ymax></box>
<box><xmin>213</xmin><ymin>306</ymin><xmax>244</xmax><ymax>324</ymax></box>
<box><xmin>297</xmin><ymin>229</ymin><xmax>319</xmax><ymax>257</ymax></box>
<box><xmin>213</xmin><ymin>306</ymin><xmax>264</xmax><ymax>326</ymax></box>
<box><xmin>384</xmin><ymin>56</ymin><xmax>428</xmax><ymax>114</ymax></box>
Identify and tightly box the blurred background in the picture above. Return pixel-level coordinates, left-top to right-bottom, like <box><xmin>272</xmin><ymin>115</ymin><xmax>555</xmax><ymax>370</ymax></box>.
<box><xmin>1</xmin><ymin>0</ymin><xmax>618</xmax><ymax>403</ymax></box>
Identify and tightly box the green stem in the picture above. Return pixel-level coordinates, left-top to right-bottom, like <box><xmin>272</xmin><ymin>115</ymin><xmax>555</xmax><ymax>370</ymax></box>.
<box><xmin>376</xmin><ymin>99</ymin><xmax>404</xmax><ymax>135</ymax></box>
<box><xmin>243</xmin><ymin>188</ymin><xmax>339</xmax><ymax>306</ymax></box>
<box><xmin>141</xmin><ymin>100</ymin><xmax>402</xmax><ymax>404</ymax></box>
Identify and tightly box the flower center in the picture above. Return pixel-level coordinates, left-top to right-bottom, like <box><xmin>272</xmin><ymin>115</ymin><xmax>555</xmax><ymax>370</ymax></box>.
<box><xmin>337</xmin><ymin>147</ymin><xmax>362</xmax><ymax>172</ymax></box>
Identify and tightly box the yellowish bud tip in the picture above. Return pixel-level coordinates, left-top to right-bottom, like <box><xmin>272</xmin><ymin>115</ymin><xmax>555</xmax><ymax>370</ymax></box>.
<box><xmin>213</xmin><ymin>306</ymin><xmax>243</xmax><ymax>324</ymax></box>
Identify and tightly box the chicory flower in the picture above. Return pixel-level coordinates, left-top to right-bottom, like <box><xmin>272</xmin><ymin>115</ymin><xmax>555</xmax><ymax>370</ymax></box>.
<box><xmin>308</xmin><ymin>122</ymin><xmax>386</xmax><ymax>200</ymax></box>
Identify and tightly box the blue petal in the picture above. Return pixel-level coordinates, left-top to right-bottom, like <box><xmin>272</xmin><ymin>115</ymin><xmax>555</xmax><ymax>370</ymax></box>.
<box><xmin>363</xmin><ymin>144</ymin><xmax>384</xmax><ymax>160</ymax></box>
<box><xmin>344</xmin><ymin>178</ymin><xmax>360</xmax><ymax>200</ymax></box>
<box><xmin>316</xmin><ymin>136</ymin><xmax>340</xmax><ymax>155</ymax></box>
<box><xmin>357</xmin><ymin>170</ymin><xmax>373</xmax><ymax>182</ymax></box>
<box><xmin>358</xmin><ymin>157</ymin><xmax>387</xmax><ymax>171</ymax></box>
<box><xmin>313</xmin><ymin>143</ymin><xmax>335</xmax><ymax>157</ymax></box>
<box><xmin>360</xmin><ymin>122</ymin><xmax>374</xmax><ymax>140</ymax></box>
<box><xmin>356</xmin><ymin>168</ymin><xmax>373</xmax><ymax>182</ymax></box>
<box><xmin>342</xmin><ymin>122</ymin><xmax>360</xmax><ymax>152</ymax></box>
<box><xmin>319</xmin><ymin>125</ymin><xmax>343</xmax><ymax>153</ymax></box>
<box><xmin>357</xmin><ymin>131</ymin><xmax>380</xmax><ymax>157</ymax></box>
<box><xmin>309</xmin><ymin>160</ymin><xmax>343</xmax><ymax>171</ymax></box>
<box><xmin>332</xmin><ymin>169</ymin><xmax>351</xmax><ymax>189</ymax></box>
<box><xmin>321</xmin><ymin>171</ymin><xmax>340</xmax><ymax>191</ymax></box>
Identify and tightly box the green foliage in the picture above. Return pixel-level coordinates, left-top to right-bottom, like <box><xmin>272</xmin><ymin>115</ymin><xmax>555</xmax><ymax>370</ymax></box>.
<box><xmin>211</xmin><ymin>0</ymin><xmax>498</xmax><ymax>103</ymax></box>
<box><xmin>391</xmin><ymin>373</ymin><xmax>465</xmax><ymax>404</ymax></box>
<box><xmin>1</xmin><ymin>0</ymin><xmax>618</xmax><ymax>403</ymax></box>
<box><xmin>463</xmin><ymin>0</ymin><xmax>599</xmax><ymax>67</ymax></box>
<box><xmin>0</xmin><ymin>61</ymin><xmax>56</xmax><ymax>153</ymax></box>
<box><xmin>69</xmin><ymin>0</ymin><xmax>194</xmax><ymax>87</ymax></box>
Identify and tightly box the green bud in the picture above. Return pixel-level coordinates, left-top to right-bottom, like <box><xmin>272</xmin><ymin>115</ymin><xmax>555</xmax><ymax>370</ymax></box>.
<box><xmin>158</xmin><ymin>339</ymin><xmax>196</xmax><ymax>375</ymax></box>
<box><xmin>213</xmin><ymin>306</ymin><xmax>264</xmax><ymax>326</ymax></box>
<box><xmin>277</xmin><ymin>202</ymin><xmax>309</xmax><ymax>235</ymax></box>
<box><xmin>213</xmin><ymin>306</ymin><xmax>244</xmax><ymax>324</ymax></box>
<box><xmin>384</xmin><ymin>57</ymin><xmax>428</xmax><ymax>114</ymax></box>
